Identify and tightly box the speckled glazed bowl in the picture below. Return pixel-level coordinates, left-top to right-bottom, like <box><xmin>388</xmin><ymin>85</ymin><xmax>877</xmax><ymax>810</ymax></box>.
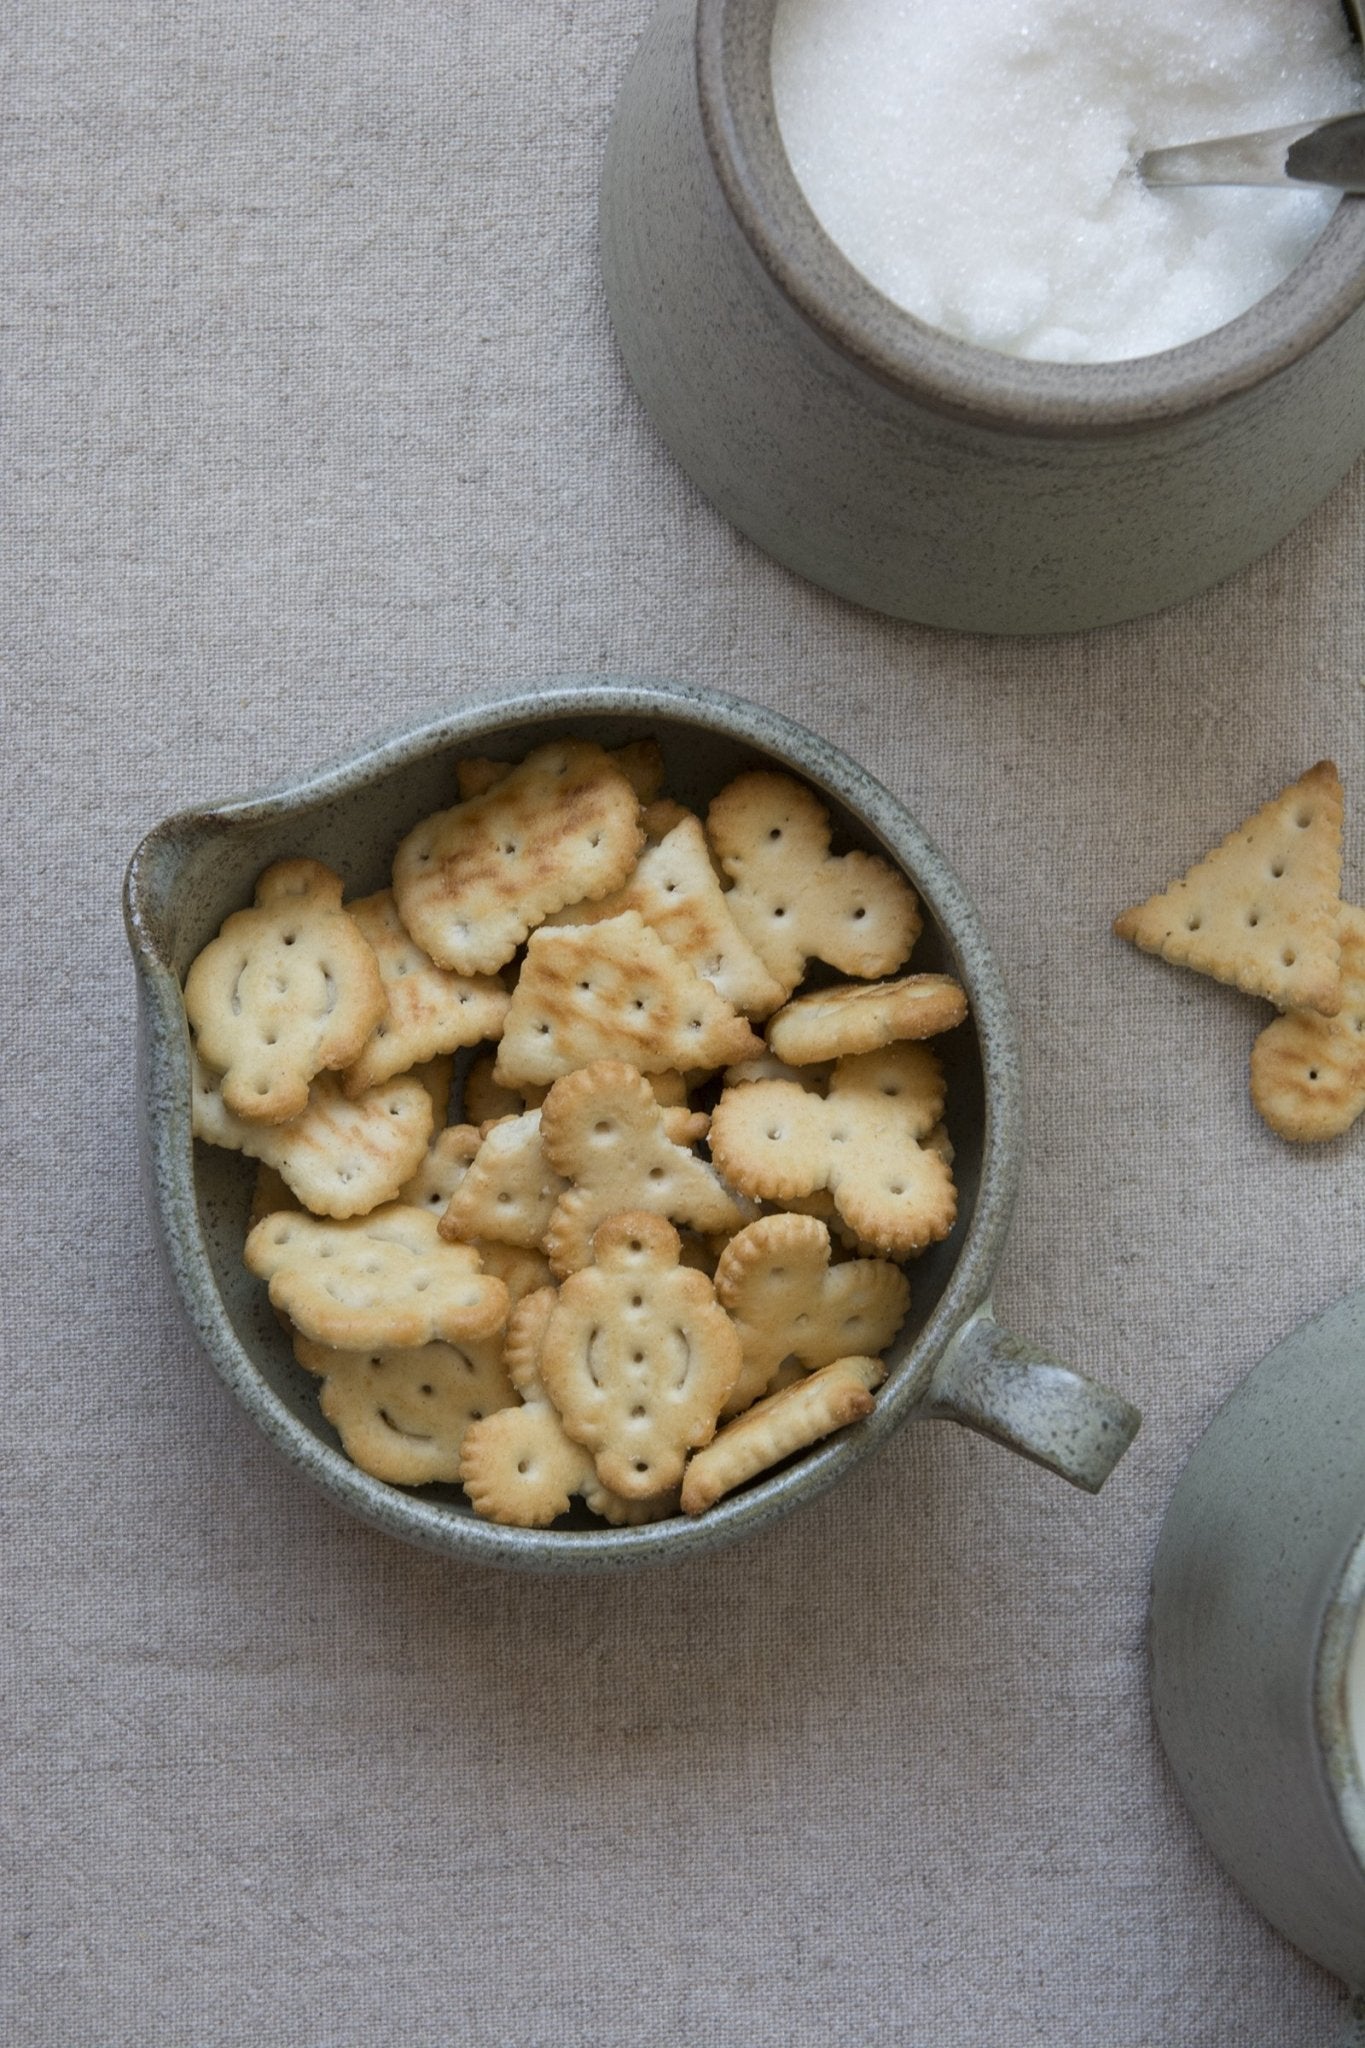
<box><xmin>125</xmin><ymin>678</ymin><xmax>1140</xmax><ymax>1572</ymax></box>
<box><xmin>600</xmin><ymin>0</ymin><xmax>1365</xmax><ymax>633</ymax></box>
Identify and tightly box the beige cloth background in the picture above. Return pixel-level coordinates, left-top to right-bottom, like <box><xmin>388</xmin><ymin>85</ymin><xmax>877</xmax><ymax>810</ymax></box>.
<box><xmin>5</xmin><ymin>3</ymin><xmax>1364</xmax><ymax>2042</ymax></box>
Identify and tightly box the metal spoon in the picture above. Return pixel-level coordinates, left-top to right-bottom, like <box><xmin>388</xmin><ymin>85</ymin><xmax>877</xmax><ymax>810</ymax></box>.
<box><xmin>1139</xmin><ymin>0</ymin><xmax>1365</xmax><ymax>192</ymax></box>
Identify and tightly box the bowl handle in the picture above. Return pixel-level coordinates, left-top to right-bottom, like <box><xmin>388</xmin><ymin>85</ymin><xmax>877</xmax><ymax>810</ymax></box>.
<box><xmin>921</xmin><ymin>1303</ymin><xmax>1141</xmax><ymax>1493</ymax></box>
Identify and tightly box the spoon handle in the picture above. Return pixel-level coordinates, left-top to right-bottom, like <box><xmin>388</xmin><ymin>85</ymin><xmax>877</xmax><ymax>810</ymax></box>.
<box><xmin>1140</xmin><ymin>112</ymin><xmax>1365</xmax><ymax>193</ymax></box>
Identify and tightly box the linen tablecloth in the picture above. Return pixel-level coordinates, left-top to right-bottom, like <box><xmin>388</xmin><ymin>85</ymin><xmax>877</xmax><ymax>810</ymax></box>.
<box><xmin>6</xmin><ymin>4</ymin><xmax>1363</xmax><ymax>2041</ymax></box>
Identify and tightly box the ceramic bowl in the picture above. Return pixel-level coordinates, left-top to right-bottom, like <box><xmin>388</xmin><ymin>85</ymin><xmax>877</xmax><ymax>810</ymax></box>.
<box><xmin>600</xmin><ymin>0</ymin><xmax>1365</xmax><ymax>632</ymax></box>
<box><xmin>125</xmin><ymin>677</ymin><xmax>1139</xmax><ymax>1571</ymax></box>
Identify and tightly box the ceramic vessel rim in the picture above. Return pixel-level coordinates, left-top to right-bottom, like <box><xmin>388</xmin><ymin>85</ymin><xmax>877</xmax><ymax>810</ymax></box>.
<box><xmin>125</xmin><ymin>676</ymin><xmax>1021</xmax><ymax>1573</ymax></box>
<box><xmin>697</xmin><ymin>0</ymin><xmax>1365</xmax><ymax>438</ymax></box>
<box><xmin>1316</xmin><ymin>1524</ymin><xmax>1365</xmax><ymax>1878</ymax></box>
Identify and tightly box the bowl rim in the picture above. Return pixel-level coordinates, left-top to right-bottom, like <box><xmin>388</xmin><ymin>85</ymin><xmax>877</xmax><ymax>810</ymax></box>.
<box><xmin>698</xmin><ymin>0</ymin><xmax>1365</xmax><ymax>438</ymax></box>
<box><xmin>125</xmin><ymin>676</ymin><xmax>1022</xmax><ymax>1572</ymax></box>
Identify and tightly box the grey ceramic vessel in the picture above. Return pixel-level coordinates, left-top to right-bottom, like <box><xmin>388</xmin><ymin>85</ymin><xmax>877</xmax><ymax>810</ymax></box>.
<box><xmin>1149</xmin><ymin>1284</ymin><xmax>1365</xmax><ymax>1989</ymax></box>
<box><xmin>599</xmin><ymin>0</ymin><xmax>1365</xmax><ymax>634</ymax></box>
<box><xmin>124</xmin><ymin>678</ymin><xmax>1140</xmax><ymax>1572</ymax></box>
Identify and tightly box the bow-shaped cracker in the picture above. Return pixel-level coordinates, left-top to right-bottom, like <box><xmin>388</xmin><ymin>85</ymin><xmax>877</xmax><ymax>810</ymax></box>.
<box><xmin>244</xmin><ymin>1204</ymin><xmax>508</xmax><ymax>1350</ymax></box>
<box><xmin>711</xmin><ymin>1213</ymin><xmax>910</xmax><ymax>1415</ymax></box>
<box><xmin>539</xmin><ymin>1060</ymin><xmax>750</xmax><ymax>1276</ymax></box>
<box><xmin>342</xmin><ymin>890</ymin><xmax>508</xmax><ymax>1095</ymax></box>
<box><xmin>192</xmin><ymin>1054</ymin><xmax>433</xmax><ymax>1219</ymax></box>
<box><xmin>391</xmin><ymin>740</ymin><xmax>643</xmax><ymax>975</ymax></box>
<box><xmin>493</xmin><ymin>911</ymin><xmax>763</xmax><ymax>1089</ymax></box>
<box><xmin>706</xmin><ymin>772</ymin><xmax>922</xmax><ymax>997</ymax></box>
<box><xmin>540</xmin><ymin>1214</ymin><xmax>742</xmax><ymax>1499</ymax></box>
<box><xmin>708</xmin><ymin>1043</ymin><xmax>956</xmax><ymax>1258</ymax></box>
<box><xmin>458</xmin><ymin>1287</ymin><xmax>677</xmax><ymax>1525</ymax></box>
<box><xmin>294</xmin><ymin>1330</ymin><xmax>517</xmax><ymax>1487</ymax></box>
<box><xmin>185</xmin><ymin>858</ymin><xmax>386</xmax><ymax>1124</ymax></box>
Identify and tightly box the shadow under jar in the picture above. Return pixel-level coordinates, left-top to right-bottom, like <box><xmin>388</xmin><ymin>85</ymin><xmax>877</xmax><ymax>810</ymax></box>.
<box><xmin>599</xmin><ymin>0</ymin><xmax>1365</xmax><ymax>634</ymax></box>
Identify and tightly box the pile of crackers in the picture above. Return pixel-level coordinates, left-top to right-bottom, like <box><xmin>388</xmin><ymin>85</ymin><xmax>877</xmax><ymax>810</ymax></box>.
<box><xmin>1115</xmin><ymin>760</ymin><xmax>1365</xmax><ymax>1142</ymax></box>
<box><xmin>184</xmin><ymin>738</ymin><xmax>969</xmax><ymax>1525</ymax></box>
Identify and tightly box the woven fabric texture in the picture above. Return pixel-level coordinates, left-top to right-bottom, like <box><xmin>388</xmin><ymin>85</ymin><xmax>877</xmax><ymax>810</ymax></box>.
<box><xmin>5</xmin><ymin>3</ymin><xmax>1363</xmax><ymax>2042</ymax></box>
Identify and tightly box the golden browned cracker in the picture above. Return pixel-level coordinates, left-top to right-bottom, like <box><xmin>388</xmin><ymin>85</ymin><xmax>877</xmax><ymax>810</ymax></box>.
<box><xmin>409</xmin><ymin>1054</ymin><xmax>456</xmax><ymax>1127</ymax></box>
<box><xmin>539</xmin><ymin>1061</ymin><xmax>755</xmax><ymax>1276</ymax></box>
<box><xmin>341</xmin><ymin>891</ymin><xmax>508</xmax><ymax>1096</ymax></box>
<box><xmin>460</xmin><ymin>1286</ymin><xmax>671</xmax><ymax>1526</ymax></box>
<box><xmin>1250</xmin><ymin>902</ymin><xmax>1365</xmax><ymax>1141</ymax></box>
<box><xmin>397</xmin><ymin>1123</ymin><xmax>482</xmax><ymax>1216</ymax></box>
<box><xmin>1115</xmin><ymin>761</ymin><xmax>1345</xmax><ymax>1015</ymax></box>
<box><xmin>392</xmin><ymin>740</ymin><xmax>643</xmax><ymax>975</ymax></box>
<box><xmin>767</xmin><ymin>973</ymin><xmax>968</xmax><ymax>1065</ymax></box>
<box><xmin>706</xmin><ymin>772</ymin><xmax>922</xmax><ymax>996</ymax></box>
<box><xmin>294</xmin><ymin>1331</ymin><xmax>516</xmax><ymax>1487</ymax></box>
<box><xmin>540</xmin><ymin>1213</ymin><xmax>742</xmax><ymax>1499</ymax></box>
<box><xmin>184</xmin><ymin>858</ymin><xmax>386</xmax><ymax>1124</ymax></box>
<box><xmin>712</xmin><ymin>1212</ymin><xmax>909</xmax><ymax>1415</ymax></box>
<box><xmin>248</xmin><ymin>1163</ymin><xmax>301</xmax><ymax>1230</ymax></box>
<box><xmin>456</xmin><ymin>739</ymin><xmax>664</xmax><ymax>808</ymax></box>
<box><xmin>723</xmin><ymin>1053</ymin><xmax>833</xmax><ymax>1092</ymax></box>
<box><xmin>438</xmin><ymin>1109</ymin><xmax>568</xmax><ymax>1250</ymax></box>
<box><xmin>641</xmin><ymin>798</ymin><xmax>695</xmax><ymax>845</ymax></box>
<box><xmin>709</xmin><ymin>1043</ymin><xmax>955</xmax><ymax>1257</ymax></box>
<box><xmin>472</xmin><ymin>1242</ymin><xmax>555</xmax><ymax>1311</ymax></box>
<box><xmin>493</xmin><ymin>912</ymin><xmax>763</xmax><ymax>1089</ymax></box>
<box><xmin>193</xmin><ymin>1055</ymin><xmax>433</xmax><ymax>1219</ymax></box>
<box><xmin>244</xmin><ymin>1204</ymin><xmax>508</xmax><ymax>1350</ymax></box>
<box><xmin>462</xmin><ymin>1051</ymin><xmax>533</xmax><ymax>1125</ymax></box>
<box><xmin>680</xmin><ymin>1356</ymin><xmax>885</xmax><ymax>1515</ymax></box>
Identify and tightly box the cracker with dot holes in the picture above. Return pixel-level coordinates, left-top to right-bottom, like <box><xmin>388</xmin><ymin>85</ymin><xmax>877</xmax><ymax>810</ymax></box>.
<box><xmin>1114</xmin><ymin>761</ymin><xmax>1344</xmax><ymax>1015</ymax></box>
<box><xmin>188</xmin><ymin>729</ymin><xmax>973</xmax><ymax>1525</ymax></box>
<box><xmin>539</xmin><ymin>1061</ymin><xmax>751</xmax><ymax>1277</ymax></box>
<box><xmin>192</xmin><ymin>1054</ymin><xmax>433</xmax><ymax>1220</ymax></box>
<box><xmin>712</xmin><ymin>1212</ymin><xmax>910</xmax><ymax>1416</ymax></box>
<box><xmin>493</xmin><ymin>911</ymin><xmax>763</xmax><ymax>1088</ymax></box>
<box><xmin>680</xmin><ymin>1356</ymin><xmax>886</xmax><ymax>1516</ymax></box>
<box><xmin>342</xmin><ymin>890</ymin><xmax>508</xmax><ymax>1096</ymax></box>
<box><xmin>185</xmin><ymin>858</ymin><xmax>386</xmax><ymax>1124</ymax></box>
<box><xmin>293</xmin><ymin>1331</ymin><xmax>517</xmax><ymax>1487</ymax></box>
<box><xmin>1250</xmin><ymin>901</ymin><xmax>1365</xmax><ymax>1142</ymax></box>
<box><xmin>392</xmin><ymin>739</ymin><xmax>644</xmax><ymax>975</ymax></box>
<box><xmin>244</xmin><ymin>1205</ymin><xmax>508</xmax><ymax>1351</ymax></box>
<box><xmin>707</xmin><ymin>771</ymin><xmax>922</xmax><ymax>997</ymax></box>
<box><xmin>709</xmin><ymin>1042</ymin><xmax>956</xmax><ymax>1257</ymax></box>
<box><xmin>539</xmin><ymin>1214</ymin><xmax>743</xmax><ymax>1499</ymax></box>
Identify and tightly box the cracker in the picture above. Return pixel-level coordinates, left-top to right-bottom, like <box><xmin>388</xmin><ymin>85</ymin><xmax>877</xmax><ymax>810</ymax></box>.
<box><xmin>708</xmin><ymin>1043</ymin><xmax>956</xmax><ymax>1257</ymax></box>
<box><xmin>244</xmin><ymin>1204</ymin><xmax>508</xmax><ymax>1350</ymax></box>
<box><xmin>1114</xmin><ymin>761</ymin><xmax>1344</xmax><ymax>1015</ymax></box>
<box><xmin>706</xmin><ymin>772</ymin><xmax>921</xmax><ymax>996</ymax></box>
<box><xmin>459</xmin><ymin>1287</ymin><xmax>676</xmax><ymax>1526</ymax></box>
<box><xmin>438</xmin><ymin>1109</ymin><xmax>568</xmax><ymax>1251</ymax></box>
<box><xmin>546</xmin><ymin>816</ymin><xmax>787</xmax><ymax>1017</ymax></box>
<box><xmin>294</xmin><ymin>1331</ymin><xmax>517</xmax><ymax>1487</ymax></box>
<box><xmin>493</xmin><ymin>911</ymin><xmax>763</xmax><ymax>1089</ymax></box>
<box><xmin>248</xmin><ymin>1163</ymin><xmax>300</xmax><ymax>1230</ymax></box>
<box><xmin>455</xmin><ymin>738</ymin><xmax>665</xmax><ymax>807</ymax></box>
<box><xmin>539</xmin><ymin>1213</ymin><xmax>742</xmax><ymax>1498</ymax></box>
<box><xmin>539</xmin><ymin>1061</ymin><xmax>753</xmax><ymax>1276</ymax></box>
<box><xmin>342</xmin><ymin>890</ymin><xmax>508</xmax><ymax>1096</ymax></box>
<box><xmin>410</xmin><ymin>1054</ymin><xmax>456</xmax><ymax>1127</ymax></box>
<box><xmin>193</xmin><ymin>1054</ymin><xmax>434</xmax><ymax>1219</ymax></box>
<box><xmin>472</xmin><ymin>1241</ymin><xmax>556</xmax><ymax>1308</ymax></box>
<box><xmin>1250</xmin><ymin>902</ymin><xmax>1365</xmax><ymax>1141</ymax></box>
<box><xmin>767</xmin><ymin>973</ymin><xmax>968</xmax><ymax>1065</ymax></box>
<box><xmin>712</xmin><ymin>1212</ymin><xmax>909</xmax><ymax>1415</ymax></box>
<box><xmin>680</xmin><ymin>1356</ymin><xmax>885</xmax><ymax>1515</ymax></box>
<box><xmin>723</xmin><ymin>1052</ymin><xmax>832</xmax><ymax>1091</ymax></box>
<box><xmin>397</xmin><ymin>1123</ymin><xmax>482</xmax><ymax>1216</ymax></box>
<box><xmin>392</xmin><ymin>740</ymin><xmax>644</xmax><ymax>974</ymax></box>
<box><xmin>184</xmin><ymin>858</ymin><xmax>386</xmax><ymax>1123</ymax></box>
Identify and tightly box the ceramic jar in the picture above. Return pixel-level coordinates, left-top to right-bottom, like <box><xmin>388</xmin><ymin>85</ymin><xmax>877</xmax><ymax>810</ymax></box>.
<box><xmin>600</xmin><ymin>0</ymin><xmax>1365</xmax><ymax>634</ymax></box>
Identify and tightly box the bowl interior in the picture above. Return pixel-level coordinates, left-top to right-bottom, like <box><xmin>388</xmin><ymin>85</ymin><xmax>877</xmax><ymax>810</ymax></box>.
<box><xmin>139</xmin><ymin>692</ymin><xmax>999</xmax><ymax>1562</ymax></box>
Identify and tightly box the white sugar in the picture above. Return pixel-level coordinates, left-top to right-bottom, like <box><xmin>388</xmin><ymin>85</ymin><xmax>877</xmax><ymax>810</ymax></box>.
<box><xmin>770</xmin><ymin>0</ymin><xmax>1363</xmax><ymax>362</ymax></box>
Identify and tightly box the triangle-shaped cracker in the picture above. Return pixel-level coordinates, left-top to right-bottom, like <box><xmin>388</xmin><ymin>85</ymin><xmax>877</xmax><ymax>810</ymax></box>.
<box><xmin>1114</xmin><ymin>762</ymin><xmax>1344</xmax><ymax>1015</ymax></box>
